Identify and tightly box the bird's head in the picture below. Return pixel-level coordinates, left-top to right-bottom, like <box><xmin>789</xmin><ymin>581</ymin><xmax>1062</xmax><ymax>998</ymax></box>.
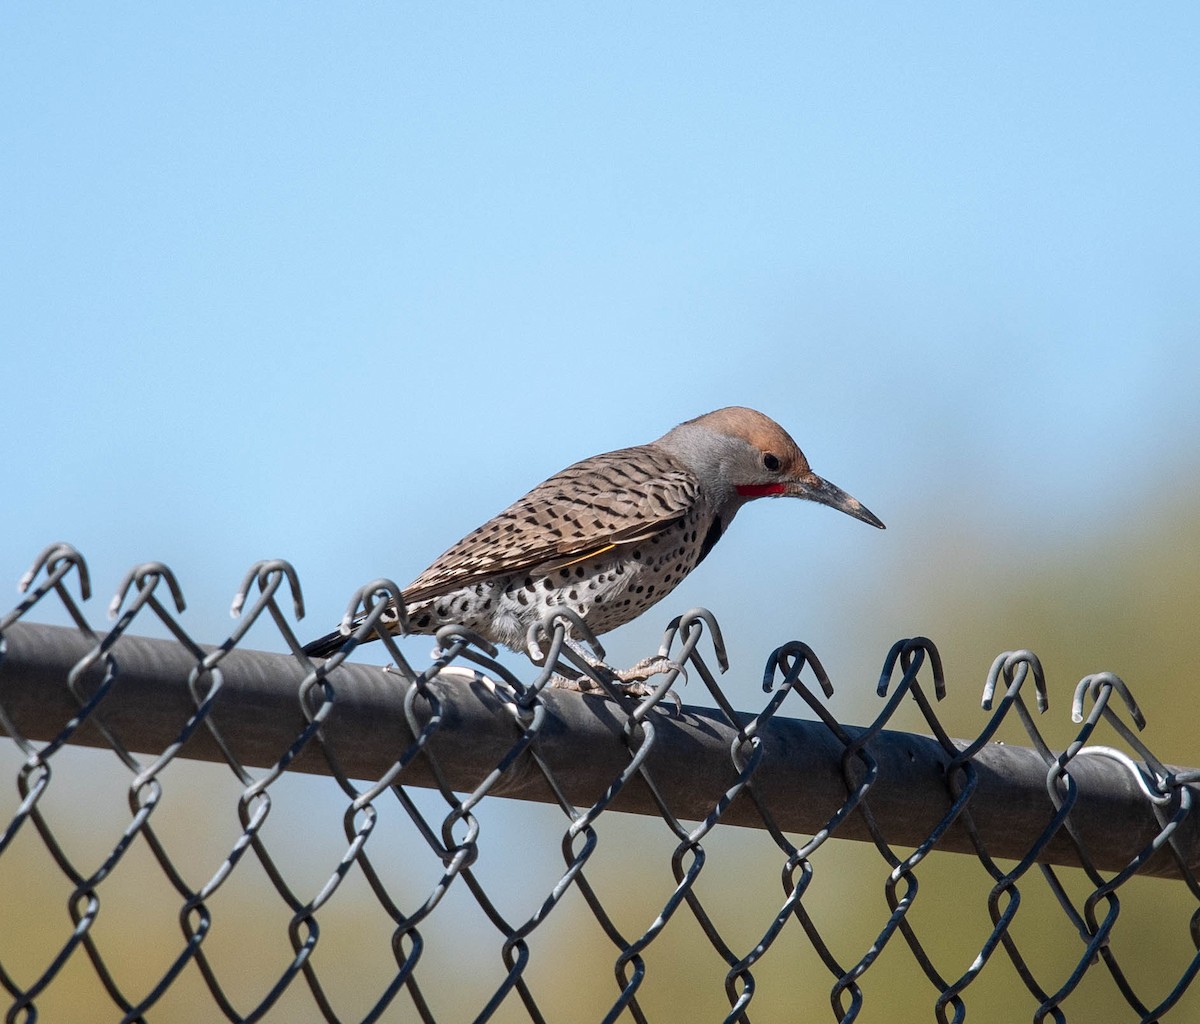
<box><xmin>657</xmin><ymin>406</ymin><xmax>885</xmax><ymax>529</ymax></box>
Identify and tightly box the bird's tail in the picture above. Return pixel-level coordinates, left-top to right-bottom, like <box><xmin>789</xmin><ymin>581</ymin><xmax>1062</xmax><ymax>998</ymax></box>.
<box><xmin>302</xmin><ymin>600</ymin><xmax>409</xmax><ymax>658</ymax></box>
<box><xmin>301</xmin><ymin>628</ymin><xmax>352</xmax><ymax>659</ymax></box>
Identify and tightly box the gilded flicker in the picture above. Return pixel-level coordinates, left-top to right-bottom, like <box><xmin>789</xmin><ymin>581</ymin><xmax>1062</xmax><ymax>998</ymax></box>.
<box><xmin>304</xmin><ymin>406</ymin><xmax>883</xmax><ymax>663</ymax></box>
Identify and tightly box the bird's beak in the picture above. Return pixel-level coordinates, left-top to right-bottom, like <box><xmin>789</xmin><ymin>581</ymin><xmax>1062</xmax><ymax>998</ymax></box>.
<box><xmin>789</xmin><ymin>472</ymin><xmax>886</xmax><ymax>529</ymax></box>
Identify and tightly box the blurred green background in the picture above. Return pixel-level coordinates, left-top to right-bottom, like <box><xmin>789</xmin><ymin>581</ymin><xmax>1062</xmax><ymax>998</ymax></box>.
<box><xmin>2</xmin><ymin>4</ymin><xmax>1199</xmax><ymax>1021</ymax></box>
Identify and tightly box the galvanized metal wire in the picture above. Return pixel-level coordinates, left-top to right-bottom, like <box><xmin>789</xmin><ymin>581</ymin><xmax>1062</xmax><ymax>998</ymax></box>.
<box><xmin>0</xmin><ymin>543</ymin><xmax>1198</xmax><ymax>1023</ymax></box>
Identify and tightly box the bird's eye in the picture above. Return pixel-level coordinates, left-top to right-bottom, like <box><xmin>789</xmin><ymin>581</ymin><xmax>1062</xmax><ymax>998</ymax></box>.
<box><xmin>762</xmin><ymin>453</ymin><xmax>782</xmax><ymax>472</ymax></box>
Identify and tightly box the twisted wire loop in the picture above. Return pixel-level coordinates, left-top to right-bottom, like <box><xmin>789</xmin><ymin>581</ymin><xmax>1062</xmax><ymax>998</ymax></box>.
<box><xmin>0</xmin><ymin>544</ymin><xmax>99</xmax><ymax>1023</ymax></box>
<box><xmin>1022</xmin><ymin>675</ymin><xmax>1198</xmax><ymax>1024</ymax></box>
<box><xmin>815</xmin><ymin>638</ymin><xmax>954</xmax><ymax>1023</ymax></box>
<box><xmin>932</xmin><ymin>651</ymin><xmax>1059</xmax><ymax>1022</ymax></box>
<box><xmin>1</xmin><ymin>546</ymin><xmax>1199</xmax><ymax>1022</ymax></box>
<box><xmin>730</xmin><ymin>640</ymin><xmax>858</xmax><ymax>1022</ymax></box>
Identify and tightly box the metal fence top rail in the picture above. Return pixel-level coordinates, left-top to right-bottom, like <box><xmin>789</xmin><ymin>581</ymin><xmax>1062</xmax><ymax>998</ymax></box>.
<box><xmin>1</xmin><ymin>618</ymin><xmax>1195</xmax><ymax>881</ymax></box>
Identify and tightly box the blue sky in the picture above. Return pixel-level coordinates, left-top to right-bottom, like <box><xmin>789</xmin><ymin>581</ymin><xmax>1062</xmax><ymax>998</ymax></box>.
<box><xmin>3</xmin><ymin>5</ymin><xmax>1198</xmax><ymax>709</ymax></box>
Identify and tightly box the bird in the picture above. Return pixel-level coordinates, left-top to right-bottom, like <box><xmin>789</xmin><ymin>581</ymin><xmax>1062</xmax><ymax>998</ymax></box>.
<box><xmin>303</xmin><ymin>406</ymin><xmax>884</xmax><ymax>683</ymax></box>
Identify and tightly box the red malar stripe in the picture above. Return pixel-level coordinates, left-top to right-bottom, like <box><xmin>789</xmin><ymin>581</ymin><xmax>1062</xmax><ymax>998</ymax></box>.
<box><xmin>735</xmin><ymin>483</ymin><xmax>787</xmax><ymax>498</ymax></box>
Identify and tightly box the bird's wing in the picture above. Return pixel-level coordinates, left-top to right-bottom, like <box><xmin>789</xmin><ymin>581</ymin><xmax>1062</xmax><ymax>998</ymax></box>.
<box><xmin>401</xmin><ymin>444</ymin><xmax>699</xmax><ymax>604</ymax></box>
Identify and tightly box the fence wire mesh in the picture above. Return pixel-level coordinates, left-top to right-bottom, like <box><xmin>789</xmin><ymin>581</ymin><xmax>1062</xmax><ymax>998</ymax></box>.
<box><xmin>0</xmin><ymin>543</ymin><xmax>1198</xmax><ymax>1023</ymax></box>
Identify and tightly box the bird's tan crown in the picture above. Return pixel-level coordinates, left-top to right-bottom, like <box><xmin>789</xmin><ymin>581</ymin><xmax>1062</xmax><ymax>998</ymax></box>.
<box><xmin>679</xmin><ymin>406</ymin><xmax>811</xmax><ymax>476</ymax></box>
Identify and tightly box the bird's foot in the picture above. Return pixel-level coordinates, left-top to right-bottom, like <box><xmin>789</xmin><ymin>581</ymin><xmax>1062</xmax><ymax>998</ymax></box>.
<box><xmin>611</xmin><ymin>655</ymin><xmax>687</xmax><ymax>687</ymax></box>
<box><xmin>549</xmin><ymin>655</ymin><xmax>684</xmax><ymax>712</ymax></box>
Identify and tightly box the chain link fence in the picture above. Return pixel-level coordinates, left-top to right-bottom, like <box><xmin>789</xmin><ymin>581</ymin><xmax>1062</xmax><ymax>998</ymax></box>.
<box><xmin>1</xmin><ymin>542</ymin><xmax>1198</xmax><ymax>1023</ymax></box>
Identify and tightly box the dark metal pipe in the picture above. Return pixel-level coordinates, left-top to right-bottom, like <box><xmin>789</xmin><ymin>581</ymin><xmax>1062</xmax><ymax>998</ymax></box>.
<box><xmin>1</xmin><ymin>621</ymin><xmax>1195</xmax><ymax>879</ymax></box>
